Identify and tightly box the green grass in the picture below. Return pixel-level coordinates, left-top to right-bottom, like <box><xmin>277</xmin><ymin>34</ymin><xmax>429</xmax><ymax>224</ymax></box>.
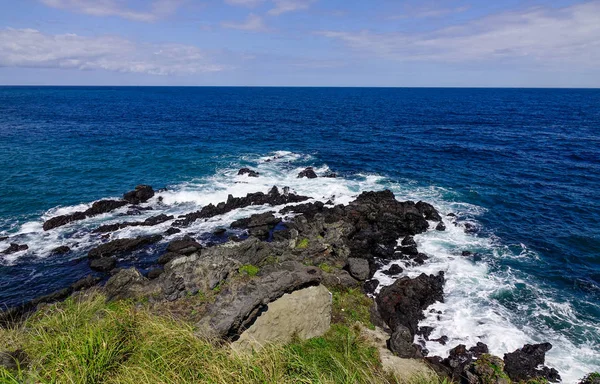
<box><xmin>331</xmin><ymin>288</ymin><xmax>375</xmax><ymax>329</ymax></box>
<box><xmin>318</xmin><ymin>263</ymin><xmax>334</xmax><ymax>273</ymax></box>
<box><xmin>239</xmin><ymin>264</ymin><xmax>260</xmax><ymax>277</ymax></box>
<box><xmin>296</xmin><ymin>238</ymin><xmax>309</xmax><ymax>249</ymax></box>
<box><xmin>0</xmin><ymin>290</ymin><xmax>445</xmax><ymax>384</ymax></box>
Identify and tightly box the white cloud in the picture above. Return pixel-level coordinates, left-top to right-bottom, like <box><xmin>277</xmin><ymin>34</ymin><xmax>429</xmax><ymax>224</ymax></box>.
<box><xmin>267</xmin><ymin>0</ymin><xmax>315</xmax><ymax>16</ymax></box>
<box><xmin>224</xmin><ymin>0</ymin><xmax>264</xmax><ymax>7</ymax></box>
<box><xmin>318</xmin><ymin>2</ymin><xmax>600</xmax><ymax>68</ymax></box>
<box><xmin>39</xmin><ymin>0</ymin><xmax>183</xmax><ymax>22</ymax></box>
<box><xmin>0</xmin><ymin>28</ymin><xmax>226</xmax><ymax>75</ymax></box>
<box><xmin>221</xmin><ymin>13</ymin><xmax>268</xmax><ymax>31</ymax></box>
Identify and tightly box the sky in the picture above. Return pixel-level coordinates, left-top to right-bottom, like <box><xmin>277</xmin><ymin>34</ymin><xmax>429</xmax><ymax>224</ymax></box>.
<box><xmin>0</xmin><ymin>0</ymin><xmax>599</xmax><ymax>87</ymax></box>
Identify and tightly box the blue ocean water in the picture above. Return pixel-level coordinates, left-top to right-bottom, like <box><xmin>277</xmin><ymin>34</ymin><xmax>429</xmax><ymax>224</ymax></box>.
<box><xmin>0</xmin><ymin>87</ymin><xmax>599</xmax><ymax>381</ymax></box>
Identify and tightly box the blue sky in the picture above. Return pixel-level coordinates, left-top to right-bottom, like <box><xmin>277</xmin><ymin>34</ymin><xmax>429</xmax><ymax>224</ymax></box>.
<box><xmin>0</xmin><ymin>0</ymin><xmax>599</xmax><ymax>86</ymax></box>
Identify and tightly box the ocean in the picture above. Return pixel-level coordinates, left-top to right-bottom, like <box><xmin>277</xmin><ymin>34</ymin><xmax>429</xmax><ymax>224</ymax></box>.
<box><xmin>0</xmin><ymin>86</ymin><xmax>598</xmax><ymax>381</ymax></box>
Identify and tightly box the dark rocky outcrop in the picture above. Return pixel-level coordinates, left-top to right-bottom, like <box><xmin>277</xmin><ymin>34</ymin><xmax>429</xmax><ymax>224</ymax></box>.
<box><xmin>238</xmin><ymin>168</ymin><xmax>259</xmax><ymax>177</ymax></box>
<box><xmin>345</xmin><ymin>257</ymin><xmax>370</xmax><ymax>281</ymax></box>
<box><xmin>51</xmin><ymin>245</ymin><xmax>71</xmax><ymax>255</ymax></box>
<box><xmin>172</xmin><ymin>186</ymin><xmax>309</xmax><ymax>227</ymax></box>
<box><xmin>579</xmin><ymin>373</ymin><xmax>600</xmax><ymax>384</ymax></box>
<box><xmin>1</xmin><ymin>243</ymin><xmax>28</xmax><ymax>255</ymax></box>
<box><xmin>503</xmin><ymin>343</ymin><xmax>561</xmax><ymax>382</ymax></box>
<box><xmin>123</xmin><ymin>185</ymin><xmax>155</xmax><ymax>204</ymax></box>
<box><xmin>388</xmin><ymin>325</ymin><xmax>421</xmax><ymax>358</ymax></box>
<box><xmin>197</xmin><ymin>261</ymin><xmax>322</xmax><ymax>339</ymax></box>
<box><xmin>231</xmin><ymin>212</ymin><xmax>281</xmax><ymax>240</ymax></box>
<box><xmin>93</xmin><ymin>214</ymin><xmax>174</xmax><ymax>233</ymax></box>
<box><xmin>89</xmin><ymin>257</ymin><xmax>117</xmax><ymax>272</ymax></box>
<box><xmin>435</xmin><ymin>222</ymin><xmax>446</xmax><ymax>231</ymax></box>
<box><xmin>88</xmin><ymin>235</ymin><xmax>162</xmax><ymax>260</ymax></box>
<box><xmin>382</xmin><ymin>264</ymin><xmax>403</xmax><ymax>276</ymax></box>
<box><xmin>376</xmin><ymin>272</ymin><xmax>445</xmax><ymax>335</ymax></box>
<box><xmin>425</xmin><ymin>343</ymin><xmax>490</xmax><ymax>382</ymax></box>
<box><xmin>416</xmin><ymin>201</ymin><xmax>442</xmax><ymax>222</ymax></box>
<box><xmin>43</xmin><ymin>199</ymin><xmax>128</xmax><ymax>231</ymax></box>
<box><xmin>363</xmin><ymin>279</ymin><xmax>379</xmax><ymax>294</ymax></box>
<box><xmin>297</xmin><ymin>167</ymin><xmax>318</xmax><ymax>179</ymax></box>
<box><xmin>158</xmin><ymin>235</ymin><xmax>203</xmax><ymax>264</ymax></box>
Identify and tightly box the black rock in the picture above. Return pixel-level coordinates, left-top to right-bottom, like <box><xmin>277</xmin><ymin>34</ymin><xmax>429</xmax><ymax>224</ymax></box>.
<box><xmin>401</xmin><ymin>236</ymin><xmax>417</xmax><ymax>247</ymax></box>
<box><xmin>213</xmin><ymin>228</ymin><xmax>227</xmax><ymax>236</ymax></box>
<box><xmin>376</xmin><ymin>272</ymin><xmax>445</xmax><ymax>335</ymax></box>
<box><xmin>388</xmin><ymin>325</ymin><xmax>421</xmax><ymax>358</ymax></box>
<box><xmin>43</xmin><ymin>199</ymin><xmax>128</xmax><ymax>231</ymax></box>
<box><xmin>157</xmin><ymin>252</ymin><xmax>180</xmax><ymax>265</ymax></box>
<box><xmin>504</xmin><ymin>343</ymin><xmax>561</xmax><ymax>383</ymax></box>
<box><xmin>382</xmin><ymin>264</ymin><xmax>403</xmax><ymax>276</ymax></box>
<box><xmin>579</xmin><ymin>373</ymin><xmax>600</xmax><ymax>384</ymax></box>
<box><xmin>238</xmin><ymin>168</ymin><xmax>260</xmax><ymax>177</ymax></box>
<box><xmin>173</xmin><ymin>186</ymin><xmax>309</xmax><ymax>227</ymax></box>
<box><xmin>417</xmin><ymin>326</ymin><xmax>434</xmax><ymax>340</ymax></box>
<box><xmin>123</xmin><ymin>185</ymin><xmax>155</xmax><ymax>204</ymax></box>
<box><xmin>297</xmin><ymin>167</ymin><xmax>318</xmax><ymax>179</ymax></box>
<box><xmin>416</xmin><ymin>201</ymin><xmax>442</xmax><ymax>221</ymax></box>
<box><xmin>88</xmin><ymin>235</ymin><xmax>162</xmax><ymax>260</ymax></box>
<box><xmin>89</xmin><ymin>257</ymin><xmax>117</xmax><ymax>272</ymax></box>
<box><xmin>435</xmin><ymin>222</ymin><xmax>446</xmax><ymax>231</ymax></box>
<box><xmin>0</xmin><ymin>236</ymin><xmax>8</xmax><ymax>242</ymax></box>
<box><xmin>363</xmin><ymin>279</ymin><xmax>380</xmax><ymax>294</ymax></box>
<box><xmin>166</xmin><ymin>235</ymin><xmax>202</xmax><ymax>255</ymax></box>
<box><xmin>51</xmin><ymin>245</ymin><xmax>71</xmax><ymax>255</ymax></box>
<box><xmin>1</xmin><ymin>243</ymin><xmax>28</xmax><ymax>255</ymax></box>
<box><xmin>165</xmin><ymin>227</ymin><xmax>181</xmax><ymax>236</ymax></box>
<box><xmin>431</xmin><ymin>335</ymin><xmax>449</xmax><ymax>345</ymax></box>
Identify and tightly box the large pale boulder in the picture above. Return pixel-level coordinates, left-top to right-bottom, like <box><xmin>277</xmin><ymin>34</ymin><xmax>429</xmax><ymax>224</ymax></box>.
<box><xmin>232</xmin><ymin>284</ymin><xmax>332</xmax><ymax>352</ymax></box>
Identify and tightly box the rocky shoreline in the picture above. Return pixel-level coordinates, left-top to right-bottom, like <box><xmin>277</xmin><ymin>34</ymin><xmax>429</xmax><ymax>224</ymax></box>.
<box><xmin>0</xmin><ymin>174</ymin><xmax>591</xmax><ymax>383</ymax></box>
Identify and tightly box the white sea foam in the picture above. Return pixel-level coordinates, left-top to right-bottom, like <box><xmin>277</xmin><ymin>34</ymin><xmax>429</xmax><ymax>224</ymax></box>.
<box><xmin>1</xmin><ymin>151</ymin><xmax>598</xmax><ymax>382</ymax></box>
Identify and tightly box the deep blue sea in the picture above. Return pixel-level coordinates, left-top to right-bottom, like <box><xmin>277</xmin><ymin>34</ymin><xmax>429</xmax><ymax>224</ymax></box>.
<box><xmin>0</xmin><ymin>87</ymin><xmax>599</xmax><ymax>381</ymax></box>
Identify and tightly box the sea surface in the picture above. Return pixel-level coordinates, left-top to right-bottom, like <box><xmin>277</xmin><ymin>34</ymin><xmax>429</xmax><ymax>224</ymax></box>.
<box><xmin>0</xmin><ymin>87</ymin><xmax>599</xmax><ymax>381</ymax></box>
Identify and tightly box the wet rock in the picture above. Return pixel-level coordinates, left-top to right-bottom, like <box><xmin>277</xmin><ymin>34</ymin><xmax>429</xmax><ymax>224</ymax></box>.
<box><xmin>88</xmin><ymin>235</ymin><xmax>162</xmax><ymax>260</ymax></box>
<box><xmin>388</xmin><ymin>325</ymin><xmax>421</xmax><ymax>358</ymax></box>
<box><xmin>232</xmin><ymin>284</ymin><xmax>331</xmax><ymax>351</ymax></box>
<box><xmin>89</xmin><ymin>257</ymin><xmax>117</xmax><ymax>272</ymax></box>
<box><xmin>173</xmin><ymin>186</ymin><xmax>309</xmax><ymax>227</ymax></box>
<box><xmin>1</xmin><ymin>243</ymin><xmax>28</xmax><ymax>255</ymax></box>
<box><xmin>70</xmin><ymin>275</ymin><xmax>100</xmax><ymax>291</ymax></box>
<box><xmin>435</xmin><ymin>222</ymin><xmax>446</xmax><ymax>231</ymax></box>
<box><xmin>503</xmin><ymin>343</ymin><xmax>561</xmax><ymax>382</ymax></box>
<box><xmin>157</xmin><ymin>252</ymin><xmax>179</xmax><ymax>265</ymax></box>
<box><xmin>166</xmin><ymin>235</ymin><xmax>202</xmax><ymax>255</ymax></box>
<box><xmin>0</xmin><ymin>236</ymin><xmax>8</xmax><ymax>242</ymax></box>
<box><xmin>0</xmin><ymin>349</ymin><xmax>28</xmax><ymax>370</ymax></box>
<box><xmin>382</xmin><ymin>264</ymin><xmax>403</xmax><ymax>276</ymax></box>
<box><xmin>238</xmin><ymin>168</ymin><xmax>259</xmax><ymax>177</ymax></box>
<box><xmin>231</xmin><ymin>212</ymin><xmax>281</xmax><ymax>240</ymax></box>
<box><xmin>579</xmin><ymin>373</ymin><xmax>600</xmax><ymax>384</ymax></box>
<box><xmin>416</xmin><ymin>201</ymin><xmax>442</xmax><ymax>221</ymax></box>
<box><xmin>431</xmin><ymin>335</ymin><xmax>449</xmax><ymax>345</ymax></box>
<box><xmin>123</xmin><ymin>185</ymin><xmax>155</xmax><ymax>204</ymax></box>
<box><xmin>93</xmin><ymin>214</ymin><xmax>173</xmax><ymax>233</ymax></box>
<box><xmin>213</xmin><ymin>228</ymin><xmax>227</xmax><ymax>236</ymax></box>
<box><xmin>165</xmin><ymin>227</ymin><xmax>181</xmax><ymax>236</ymax></box>
<box><xmin>417</xmin><ymin>326</ymin><xmax>434</xmax><ymax>340</ymax></box>
<box><xmin>376</xmin><ymin>272</ymin><xmax>445</xmax><ymax>335</ymax></box>
<box><xmin>297</xmin><ymin>167</ymin><xmax>318</xmax><ymax>179</ymax></box>
<box><xmin>363</xmin><ymin>279</ymin><xmax>379</xmax><ymax>294</ymax></box>
<box><xmin>51</xmin><ymin>245</ymin><xmax>71</xmax><ymax>255</ymax></box>
<box><xmin>322</xmin><ymin>172</ymin><xmax>337</xmax><ymax>178</ymax></box>
<box><xmin>43</xmin><ymin>199</ymin><xmax>128</xmax><ymax>231</ymax></box>
<box><xmin>346</xmin><ymin>257</ymin><xmax>370</xmax><ymax>281</ymax></box>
